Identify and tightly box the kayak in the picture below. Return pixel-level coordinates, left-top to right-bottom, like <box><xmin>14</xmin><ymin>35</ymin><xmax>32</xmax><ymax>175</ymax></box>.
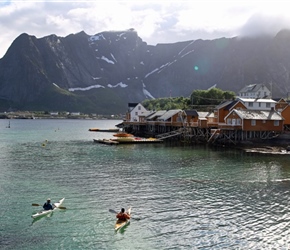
<box><xmin>31</xmin><ymin>198</ymin><xmax>65</xmax><ymax>219</ymax></box>
<box><xmin>114</xmin><ymin>207</ymin><xmax>132</xmax><ymax>231</ymax></box>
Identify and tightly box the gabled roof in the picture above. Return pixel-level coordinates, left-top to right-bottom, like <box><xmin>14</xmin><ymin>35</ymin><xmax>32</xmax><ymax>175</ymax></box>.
<box><xmin>146</xmin><ymin>110</ymin><xmax>167</xmax><ymax>120</ymax></box>
<box><xmin>238</xmin><ymin>84</ymin><xmax>269</xmax><ymax>93</ymax></box>
<box><xmin>197</xmin><ymin>111</ymin><xmax>211</xmax><ymax>118</ymax></box>
<box><xmin>226</xmin><ymin>109</ymin><xmax>283</xmax><ymax>120</ymax></box>
<box><xmin>184</xmin><ymin>110</ymin><xmax>198</xmax><ymax>117</ymax></box>
<box><xmin>157</xmin><ymin>109</ymin><xmax>183</xmax><ymax>121</ymax></box>
<box><xmin>273</xmin><ymin>98</ymin><xmax>287</xmax><ymax>103</ymax></box>
<box><xmin>139</xmin><ymin>110</ymin><xmax>153</xmax><ymax>117</ymax></box>
<box><xmin>215</xmin><ymin>100</ymin><xmax>233</xmax><ymax>110</ymax></box>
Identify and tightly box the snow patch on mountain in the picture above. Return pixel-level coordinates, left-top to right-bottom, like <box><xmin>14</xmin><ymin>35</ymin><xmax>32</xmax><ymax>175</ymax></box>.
<box><xmin>98</xmin><ymin>56</ymin><xmax>115</xmax><ymax>64</ymax></box>
<box><xmin>111</xmin><ymin>53</ymin><xmax>117</xmax><ymax>62</ymax></box>
<box><xmin>178</xmin><ymin>41</ymin><xmax>194</xmax><ymax>56</ymax></box>
<box><xmin>89</xmin><ymin>34</ymin><xmax>106</xmax><ymax>42</ymax></box>
<box><xmin>142</xmin><ymin>82</ymin><xmax>155</xmax><ymax>99</ymax></box>
<box><xmin>53</xmin><ymin>83</ymin><xmax>60</xmax><ymax>88</ymax></box>
<box><xmin>108</xmin><ymin>82</ymin><xmax>127</xmax><ymax>88</ymax></box>
<box><xmin>68</xmin><ymin>85</ymin><xmax>105</xmax><ymax>92</ymax></box>
<box><xmin>181</xmin><ymin>50</ymin><xmax>194</xmax><ymax>58</ymax></box>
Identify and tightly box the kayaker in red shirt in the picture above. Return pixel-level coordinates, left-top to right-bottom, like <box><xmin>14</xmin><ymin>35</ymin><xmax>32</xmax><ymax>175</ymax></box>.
<box><xmin>116</xmin><ymin>208</ymin><xmax>130</xmax><ymax>221</ymax></box>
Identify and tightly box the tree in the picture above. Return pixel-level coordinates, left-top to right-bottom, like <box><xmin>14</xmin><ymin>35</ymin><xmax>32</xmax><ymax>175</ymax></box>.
<box><xmin>190</xmin><ymin>88</ymin><xmax>235</xmax><ymax>105</ymax></box>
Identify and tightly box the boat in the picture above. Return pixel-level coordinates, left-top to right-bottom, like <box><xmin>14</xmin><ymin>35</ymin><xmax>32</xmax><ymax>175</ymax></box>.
<box><xmin>113</xmin><ymin>133</ymin><xmax>134</xmax><ymax>137</ymax></box>
<box><xmin>89</xmin><ymin>128</ymin><xmax>120</xmax><ymax>132</ymax></box>
<box><xmin>114</xmin><ymin>207</ymin><xmax>132</xmax><ymax>231</ymax></box>
<box><xmin>112</xmin><ymin>137</ymin><xmax>163</xmax><ymax>144</ymax></box>
<box><xmin>93</xmin><ymin>139</ymin><xmax>119</xmax><ymax>145</ymax></box>
<box><xmin>31</xmin><ymin>198</ymin><xmax>65</xmax><ymax>219</ymax></box>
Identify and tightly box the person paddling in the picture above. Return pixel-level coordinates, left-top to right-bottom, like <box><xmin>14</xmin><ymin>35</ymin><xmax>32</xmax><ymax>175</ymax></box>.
<box><xmin>43</xmin><ymin>198</ymin><xmax>54</xmax><ymax>210</ymax></box>
<box><xmin>116</xmin><ymin>208</ymin><xmax>131</xmax><ymax>221</ymax></box>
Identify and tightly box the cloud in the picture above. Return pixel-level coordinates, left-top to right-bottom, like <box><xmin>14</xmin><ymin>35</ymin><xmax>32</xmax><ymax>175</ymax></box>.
<box><xmin>0</xmin><ymin>1</ymin><xmax>290</xmax><ymax>58</ymax></box>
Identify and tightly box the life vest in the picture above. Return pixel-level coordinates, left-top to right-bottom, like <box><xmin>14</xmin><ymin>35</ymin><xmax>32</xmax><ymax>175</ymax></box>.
<box><xmin>116</xmin><ymin>212</ymin><xmax>129</xmax><ymax>221</ymax></box>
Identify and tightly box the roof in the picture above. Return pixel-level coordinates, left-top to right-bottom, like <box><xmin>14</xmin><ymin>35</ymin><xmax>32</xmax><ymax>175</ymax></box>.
<box><xmin>184</xmin><ymin>110</ymin><xmax>198</xmax><ymax>117</ymax></box>
<box><xmin>238</xmin><ymin>84</ymin><xmax>269</xmax><ymax>93</ymax></box>
<box><xmin>230</xmin><ymin>109</ymin><xmax>283</xmax><ymax>120</ymax></box>
<box><xmin>139</xmin><ymin>110</ymin><xmax>153</xmax><ymax>117</ymax></box>
<box><xmin>157</xmin><ymin>109</ymin><xmax>183</xmax><ymax>121</ymax></box>
<box><xmin>238</xmin><ymin>98</ymin><xmax>276</xmax><ymax>103</ymax></box>
<box><xmin>215</xmin><ymin>100</ymin><xmax>233</xmax><ymax>110</ymax></box>
<box><xmin>146</xmin><ymin>110</ymin><xmax>167</xmax><ymax>120</ymax></box>
<box><xmin>197</xmin><ymin>111</ymin><xmax>211</xmax><ymax>118</ymax></box>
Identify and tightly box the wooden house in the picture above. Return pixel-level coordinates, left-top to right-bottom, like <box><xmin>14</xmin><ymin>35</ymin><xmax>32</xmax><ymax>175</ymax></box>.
<box><xmin>145</xmin><ymin>109</ymin><xmax>186</xmax><ymax>134</ymax></box>
<box><xmin>156</xmin><ymin>109</ymin><xmax>186</xmax><ymax>125</ymax></box>
<box><xmin>280</xmin><ymin>105</ymin><xmax>290</xmax><ymax>130</ymax></box>
<box><xmin>197</xmin><ymin>111</ymin><xmax>213</xmax><ymax>128</ymax></box>
<box><xmin>274</xmin><ymin>98</ymin><xmax>289</xmax><ymax>112</ymax></box>
<box><xmin>224</xmin><ymin>109</ymin><xmax>283</xmax><ymax>132</ymax></box>
<box><xmin>214</xmin><ymin>100</ymin><xmax>247</xmax><ymax>124</ymax></box>
<box><xmin>184</xmin><ymin>110</ymin><xmax>199</xmax><ymax>126</ymax></box>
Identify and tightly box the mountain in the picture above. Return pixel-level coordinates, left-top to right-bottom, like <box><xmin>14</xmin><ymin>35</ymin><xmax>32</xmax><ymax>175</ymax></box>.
<box><xmin>1</xmin><ymin>29</ymin><xmax>290</xmax><ymax>114</ymax></box>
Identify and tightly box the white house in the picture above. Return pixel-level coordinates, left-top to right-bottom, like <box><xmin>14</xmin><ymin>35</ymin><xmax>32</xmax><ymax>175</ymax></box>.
<box><xmin>129</xmin><ymin>103</ymin><xmax>148</xmax><ymax>122</ymax></box>
<box><xmin>238</xmin><ymin>98</ymin><xmax>276</xmax><ymax>111</ymax></box>
<box><xmin>238</xmin><ymin>84</ymin><xmax>271</xmax><ymax>99</ymax></box>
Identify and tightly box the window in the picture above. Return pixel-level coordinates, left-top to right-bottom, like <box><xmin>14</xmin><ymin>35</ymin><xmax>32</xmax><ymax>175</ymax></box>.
<box><xmin>259</xmin><ymin>103</ymin><xmax>261</xmax><ymax>107</ymax></box>
<box><xmin>249</xmin><ymin>103</ymin><xmax>253</xmax><ymax>107</ymax></box>
<box><xmin>227</xmin><ymin>118</ymin><xmax>231</xmax><ymax>125</ymax></box>
<box><xmin>135</xmin><ymin>112</ymin><xmax>138</xmax><ymax>115</ymax></box>
<box><xmin>237</xmin><ymin>119</ymin><xmax>241</xmax><ymax>125</ymax></box>
<box><xmin>274</xmin><ymin>120</ymin><xmax>279</xmax><ymax>126</ymax></box>
<box><xmin>138</xmin><ymin>106</ymin><xmax>141</xmax><ymax>110</ymax></box>
<box><xmin>251</xmin><ymin>120</ymin><xmax>256</xmax><ymax>126</ymax></box>
<box><xmin>266</xmin><ymin>103</ymin><xmax>270</xmax><ymax>108</ymax></box>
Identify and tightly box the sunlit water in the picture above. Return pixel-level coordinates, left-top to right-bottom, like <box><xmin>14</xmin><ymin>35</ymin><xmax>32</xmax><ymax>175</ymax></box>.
<box><xmin>1</xmin><ymin>119</ymin><xmax>290</xmax><ymax>249</ymax></box>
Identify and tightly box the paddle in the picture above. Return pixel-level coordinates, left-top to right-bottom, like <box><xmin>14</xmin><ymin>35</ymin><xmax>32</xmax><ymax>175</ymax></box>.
<box><xmin>109</xmin><ymin>209</ymin><xmax>118</xmax><ymax>214</ymax></box>
<box><xmin>32</xmin><ymin>203</ymin><xmax>66</xmax><ymax>209</ymax></box>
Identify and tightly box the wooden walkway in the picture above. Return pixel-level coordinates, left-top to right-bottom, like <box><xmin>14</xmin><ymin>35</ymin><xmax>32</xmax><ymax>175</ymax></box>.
<box><xmin>156</xmin><ymin>128</ymin><xmax>185</xmax><ymax>140</ymax></box>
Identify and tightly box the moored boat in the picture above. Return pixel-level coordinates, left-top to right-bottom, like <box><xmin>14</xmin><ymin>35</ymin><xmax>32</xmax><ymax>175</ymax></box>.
<box><xmin>31</xmin><ymin>198</ymin><xmax>65</xmax><ymax>219</ymax></box>
<box><xmin>113</xmin><ymin>133</ymin><xmax>134</xmax><ymax>137</ymax></box>
<box><xmin>89</xmin><ymin>128</ymin><xmax>120</xmax><ymax>132</ymax></box>
<box><xmin>112</xmin><ymin>137</ymin><xmax>163</xmax><ymax>144</ymax></box>
<box><xmin>93</xmin><ymin>139</ymin><xmax>119</xmax><ymax>145</ymax></box>
<box><xmin>114</xmin><ymin>207</ymin><xmax>132</xmax><ymax>231</ymax></box>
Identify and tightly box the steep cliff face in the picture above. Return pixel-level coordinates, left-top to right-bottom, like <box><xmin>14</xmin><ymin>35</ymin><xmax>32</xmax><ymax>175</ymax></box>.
<box><xmin>1</xmin><ymin>29</ymin><xmax>290</xmax><ymax>114</ymax></box>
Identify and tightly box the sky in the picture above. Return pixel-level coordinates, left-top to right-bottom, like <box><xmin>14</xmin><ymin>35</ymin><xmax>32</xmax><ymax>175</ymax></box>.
<box><xmin>1</xmin><ymin>0</ymin><xmax>290</xmax><ymax>58</ymax></box>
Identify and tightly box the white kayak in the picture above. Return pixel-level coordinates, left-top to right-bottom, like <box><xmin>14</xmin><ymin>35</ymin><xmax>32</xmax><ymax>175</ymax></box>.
<box><xmin>31</xmin><ymin>198</ymin><xmax>65</xmax><ymax>219</ymax></box>
<box><xmin>114</xmin><ymin>206</ymin><xmax>132</xmax><ymax>231</ymax></box>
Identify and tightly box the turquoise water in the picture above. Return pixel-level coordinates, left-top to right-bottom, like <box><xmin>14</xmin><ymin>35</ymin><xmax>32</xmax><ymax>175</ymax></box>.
<box><xmin>1</xmin><ymin>119</ymin><xmax>290</xmax><ymax>249</ymax></box>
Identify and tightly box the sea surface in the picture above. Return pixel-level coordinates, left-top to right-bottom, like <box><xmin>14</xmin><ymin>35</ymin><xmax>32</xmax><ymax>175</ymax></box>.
<box><xmin>1</xmin><ymin>118</ymin><xmax>290</xmax><ymax>250</ymax></box>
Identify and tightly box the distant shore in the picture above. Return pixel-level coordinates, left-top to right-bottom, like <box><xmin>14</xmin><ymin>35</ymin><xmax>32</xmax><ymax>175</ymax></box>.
<box><xmin>0</xmin><ymin>111</ymin><xmax>123</xmax><ymax>120</ymax></box>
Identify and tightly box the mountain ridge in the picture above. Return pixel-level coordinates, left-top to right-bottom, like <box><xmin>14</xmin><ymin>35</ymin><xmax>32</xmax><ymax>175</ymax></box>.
<box><xmin>1</xmin><ymin>29</ymin><xmax>290</xmax><ymax>114</ymax></box>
